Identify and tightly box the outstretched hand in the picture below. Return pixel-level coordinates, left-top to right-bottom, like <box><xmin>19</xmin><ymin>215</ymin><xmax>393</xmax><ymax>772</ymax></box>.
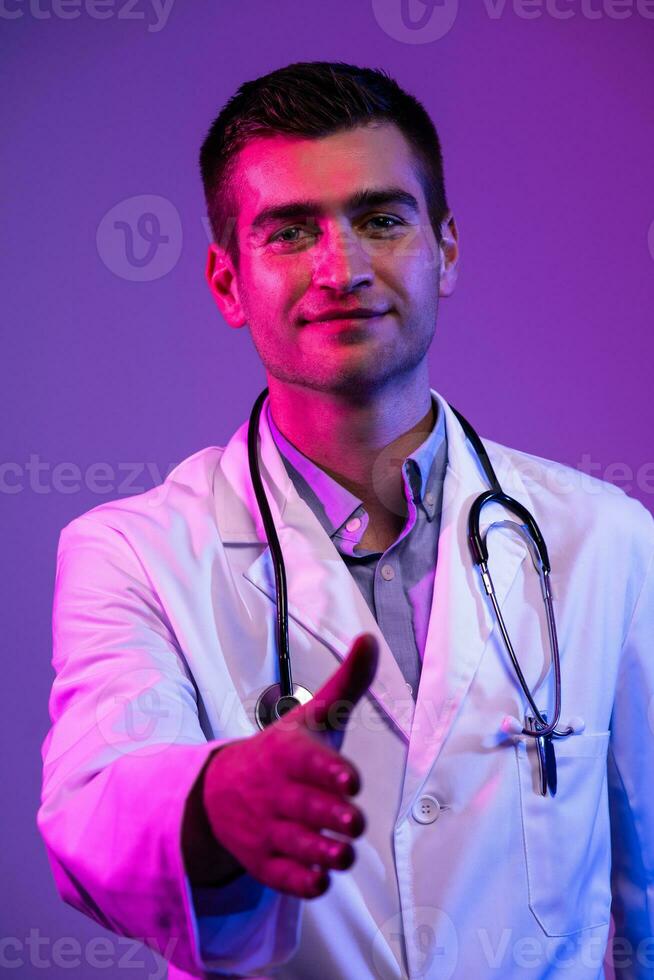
<box><xmin>202</xmin><ymin>632</ymin><xmax>379</xmax><ymax>898</ymax></box>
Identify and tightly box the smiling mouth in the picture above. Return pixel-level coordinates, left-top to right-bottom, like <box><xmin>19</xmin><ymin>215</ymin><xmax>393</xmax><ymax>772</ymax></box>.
<box><xmin>306</xmin><ymin>312</ymin><xmax>391</xmax><ymax>328</ymax></box>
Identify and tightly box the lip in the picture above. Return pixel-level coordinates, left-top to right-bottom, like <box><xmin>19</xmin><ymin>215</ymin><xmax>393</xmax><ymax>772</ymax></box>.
<box><xmin>307</xmin><ymin>314</ymin><xmax>389</xmax><ymax>333</ymax></box>
<box><xmin>305</xmin><ymin>311</ymin><xmax>391</xmax><ymax>327</ymax></box>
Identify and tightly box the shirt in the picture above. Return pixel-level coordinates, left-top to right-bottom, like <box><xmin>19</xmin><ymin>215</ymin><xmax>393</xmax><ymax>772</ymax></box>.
<box><xmin>266</xmin><ymin>394</ymin><xmax>448</xmax><ymax>700</ymax></box>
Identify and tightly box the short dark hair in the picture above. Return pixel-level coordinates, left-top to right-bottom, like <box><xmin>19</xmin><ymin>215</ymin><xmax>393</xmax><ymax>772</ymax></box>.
<box><xmin>199</xmin><ymin>60</ymin><xmax>449</xmax><ymax>269</ymax></box>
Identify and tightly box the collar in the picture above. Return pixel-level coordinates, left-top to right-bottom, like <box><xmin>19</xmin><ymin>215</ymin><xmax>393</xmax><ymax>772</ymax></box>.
<box><xmin>212</xmin><ymin>387</ymin><xmax>531</xmax><ymax>547</ymax></box>
<box><xmin>211</xmin><ymin>388</ymin><xmax>533</xmax><ymax>749</ymax></box>
<box><xmin>266</xmin><ymin>394</ymin><xmax>447</xmax><ymax>539</ymax></box>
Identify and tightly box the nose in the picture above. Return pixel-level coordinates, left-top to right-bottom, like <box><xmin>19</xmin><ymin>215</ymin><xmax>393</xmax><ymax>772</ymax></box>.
<box><xmin>311</xmin><ymin>221</ymin><xmax>374</xmax><ymax>292</ymax></box>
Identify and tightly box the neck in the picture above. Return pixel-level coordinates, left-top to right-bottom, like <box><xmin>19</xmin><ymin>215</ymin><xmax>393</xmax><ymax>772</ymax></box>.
<box><xmin>266</xmin><ymin>369</ymin><xmax>436</xmax><ymax>510</ymax></box>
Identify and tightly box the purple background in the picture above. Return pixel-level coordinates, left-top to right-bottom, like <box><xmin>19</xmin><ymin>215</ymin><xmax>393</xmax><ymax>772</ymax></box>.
<box><xmin>3</xmin><ymin>0</ymin><xmax>653</xmax><ymax>975</ymax></box>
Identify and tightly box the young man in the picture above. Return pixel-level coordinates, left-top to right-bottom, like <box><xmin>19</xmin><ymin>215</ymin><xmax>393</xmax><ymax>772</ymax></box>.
<box><xmin>38</xmin><ymin>62</ymin><xmax>654</xmax><ymax>979</ymax></box>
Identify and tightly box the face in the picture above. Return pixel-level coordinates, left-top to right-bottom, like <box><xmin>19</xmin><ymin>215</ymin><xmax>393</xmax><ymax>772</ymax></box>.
<box><xmin>206</xmin><ymin>121</ymin><xmax>458</xmax><ymax>397</ymax></box>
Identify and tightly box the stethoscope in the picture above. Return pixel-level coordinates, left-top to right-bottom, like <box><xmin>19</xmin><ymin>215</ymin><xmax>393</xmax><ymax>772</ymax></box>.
<box><xmin>247</xmin><ymin>387</ymin><xmax>576</xmax><ymax>796</ymax></box>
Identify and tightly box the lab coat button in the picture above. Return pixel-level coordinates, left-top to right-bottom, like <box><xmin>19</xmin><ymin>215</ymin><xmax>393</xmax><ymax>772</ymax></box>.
<box><xmin>381</xmin><ymin>564</ymin><xmax>395</xmax><ymax>581</ymax></box>
<box><xmin>345</xmin><ymin>517</ymin><xmax>361</xmax><ymax>532</ymax></box>
<box><xmin>412</xmin><ymin>795</ymin><xmax>441</xmax><ymax>824</ymax></box>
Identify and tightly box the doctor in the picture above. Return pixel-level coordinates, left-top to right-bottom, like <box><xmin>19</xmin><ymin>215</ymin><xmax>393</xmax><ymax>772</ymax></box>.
<box><xmin>38</xmin><ymin>62</ymin><xmax>654</xmax><ymax>979</ymax></box>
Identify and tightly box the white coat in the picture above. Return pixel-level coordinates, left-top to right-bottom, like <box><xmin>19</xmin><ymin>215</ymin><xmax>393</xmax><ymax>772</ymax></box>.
<box><xmin>37</xmin><ymin>389</ymin><xmax>654</xmax><ymax>980</ymax></box>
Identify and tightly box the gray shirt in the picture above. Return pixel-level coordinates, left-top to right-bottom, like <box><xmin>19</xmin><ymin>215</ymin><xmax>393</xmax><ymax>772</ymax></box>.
<box><xmin>266</xmin><ymin>395</ymin><xmax>448</xmax><ymax>700</ymax></box>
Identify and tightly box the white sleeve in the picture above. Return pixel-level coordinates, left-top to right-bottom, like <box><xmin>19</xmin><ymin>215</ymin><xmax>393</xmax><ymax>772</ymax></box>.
<box><xmin>37</xmin><ymin>515</ymin><xmax>302</xmax><ymax>977</ymax></box>
<box><xmin>607</xmin><ymin>503</ymin><xmax>654</xmax><ymax>979</ymax></box>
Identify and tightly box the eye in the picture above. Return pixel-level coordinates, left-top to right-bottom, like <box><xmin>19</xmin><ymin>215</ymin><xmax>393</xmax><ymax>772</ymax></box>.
<box><xmin>271</xmin><ymin>226</ymin><xmax>313</xmax><ymax>244</ymax></box>
<box><xmin>269</xmin><ymin>214</ymin><xmax>405</xmax><ymax>247</ymax></box>
<box><xmin>364</xmin><ymin>215</ymin><xmax>404</xmax><ymax>232</ymax></box>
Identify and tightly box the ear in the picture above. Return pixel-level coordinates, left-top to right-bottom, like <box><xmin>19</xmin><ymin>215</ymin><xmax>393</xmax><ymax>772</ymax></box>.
<box><xmin>437</xmin><ymin>212</ymin><xmax>459</xmax><ymax>298</ymax></box>
<box><xmin>205</xmin><ymin>243</ymin><xmax>246</xmax><ymax>328</ymax></box>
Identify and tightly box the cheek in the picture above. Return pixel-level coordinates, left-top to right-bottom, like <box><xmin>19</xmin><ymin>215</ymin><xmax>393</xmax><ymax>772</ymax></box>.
<box><xmin>375</xmin><ymin>228</ymin><xmax>439</xmax><ymax>283</ymax></box>
<box><xmin>243</xmin><ymin>254</ymin><xmax>310</xmax><ymax>308</ymax></box>
<box><xmin>375</xmin><ymin>250</ymin><xmax>436</xmax><ymax>303</ymax></box>
<box><xmin>402</xmin><ymin>230</ymin><xmax>440</xmax><ymax>280</ymax></box>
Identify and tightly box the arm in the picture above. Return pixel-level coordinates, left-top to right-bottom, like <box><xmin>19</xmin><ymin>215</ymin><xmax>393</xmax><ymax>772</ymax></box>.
<box><xmin>607</xmin><ymin>506</ymin><xmax>654</xmax><ymax>979</ymax></box>
<box><xmin>37</xmin><ymin>515</ymin><xmax>301</xmax><ymax>977</ymax></box>
<box><xmin>182</xmin><ymin>745</ymin><xmax>247</xmax><ymax>887</ymax></box>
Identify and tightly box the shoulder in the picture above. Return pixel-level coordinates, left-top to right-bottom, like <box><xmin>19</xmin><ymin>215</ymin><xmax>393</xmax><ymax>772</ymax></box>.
<box><xmin>58</xmin><ymin>445</ymin><xmax>226</xmax><ymax>548</ymax></box>
<box><xmin>483</xmin><ymin>437</ymin><xmax>654</xmax><ymax>570</ymax></box>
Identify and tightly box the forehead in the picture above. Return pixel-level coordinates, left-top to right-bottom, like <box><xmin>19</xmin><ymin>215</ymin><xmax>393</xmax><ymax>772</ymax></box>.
<box><xmin>231</xmin><ymin>122</ymin><xmax>426</xmax><ymax>228</ymax></box>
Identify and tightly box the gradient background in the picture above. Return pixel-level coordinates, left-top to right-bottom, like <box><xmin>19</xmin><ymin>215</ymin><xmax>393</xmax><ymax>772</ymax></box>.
<box><xmin>2</xmin><ymin>0</ymin><xmax>653</xmax><ymax>976</ymax></box>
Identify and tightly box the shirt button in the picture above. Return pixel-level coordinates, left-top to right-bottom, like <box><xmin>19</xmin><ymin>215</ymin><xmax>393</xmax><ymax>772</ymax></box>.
<box><xmin>345</xmin><ymin>517</ymin><xmax>361</xmax><ymax>532</ymax></box>
<box><xmin>424</xmin><ymin>491</ymin><xmax>435</xmax><ymax>507</ymax></box>
<box><xmin>380</xmin><ymin>563</ymin><xmax>395</xmax><ymax>581</ymax></box>
<box><xmin>412</xmin><ymin>795</ymin><xmax>441</xmax><ymax>824</ymax></box>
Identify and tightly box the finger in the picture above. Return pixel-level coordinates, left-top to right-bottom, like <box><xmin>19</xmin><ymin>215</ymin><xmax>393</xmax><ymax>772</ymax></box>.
<box><xmin>293</xmin><ymin>633</ymin><xmax>379</xmax><ymax>736</ymax></box>
<box><xmin>315</xmin><ymin>633</ymin><xmax>379</xmax><ymax>731</ymax></box>
<box><xmin>262</xmin><ymin>855</ymin><xmax>330</xmax><ymax>900</ymax></box>
<box><xmin>283</xmin><ymin>738</ymin><xmax>361</xmax><ymax>797</ymax></box>
<box><xmin>276</xmin><ymin>782</ymin><xmax>366</xmax><ymax>838</ymax></box>
<box><xmin>268</xmin><ymin>819</ymin><xmax>355</xmax><ymax>871</ymax></box>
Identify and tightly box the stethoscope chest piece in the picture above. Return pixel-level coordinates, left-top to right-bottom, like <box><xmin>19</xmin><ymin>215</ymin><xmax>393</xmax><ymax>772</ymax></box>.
<box><xmin>255</xmin><ymin>682</ymin><xmax>314</xmax><ymax>730</ymax></box>
<box><xmin>247</xmin><ymin>391</ymin><xmax>575</xmax><ymax>798</ymax></box>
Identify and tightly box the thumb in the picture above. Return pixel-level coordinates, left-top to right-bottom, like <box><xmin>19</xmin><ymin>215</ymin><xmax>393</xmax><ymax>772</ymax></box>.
<box><xmin>293</xmin><ymin>632</ymin><xmax>379</xmax><ymax>741</ymax></box>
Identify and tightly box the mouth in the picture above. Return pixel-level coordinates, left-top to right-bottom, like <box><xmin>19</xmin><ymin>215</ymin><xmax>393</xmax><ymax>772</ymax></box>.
<box><xmin>304</xmin><ymin>311</ymin><xmax>392</xmax><ymax>329</ymax></box>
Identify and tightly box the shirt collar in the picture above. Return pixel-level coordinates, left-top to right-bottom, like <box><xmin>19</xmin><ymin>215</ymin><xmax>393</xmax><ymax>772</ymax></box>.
<box><xmin>407</xmin><ymin>396</ymin><xmax>446</xmax><ymax>508</ymax></box>
<box><xmin>267</xmin><ymin>394</ymin><xmax>446</xmax><ymax>538</ymax></box>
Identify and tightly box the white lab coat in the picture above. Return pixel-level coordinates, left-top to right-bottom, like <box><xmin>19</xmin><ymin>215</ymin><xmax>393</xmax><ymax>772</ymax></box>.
<box><xmin>37</xmin><ymin>389</ymin><xmax>654</xmax><ymax>980</ymax></box>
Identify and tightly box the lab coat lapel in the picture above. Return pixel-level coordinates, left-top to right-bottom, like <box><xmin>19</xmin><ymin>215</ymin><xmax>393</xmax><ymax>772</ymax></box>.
<box><xmin>215</xmin><ymin>391</ymin><xmax>538</xmax><ymax>770</ymax></box>
<box><xmin>217</xmin><ymin>395</ymin><xmax>415</xmax><ymax>742</ymax></box>
<box><xmin>397</xmin><ymin>394</ymin><xmax>531</xmax><ymax>818</ymax></box>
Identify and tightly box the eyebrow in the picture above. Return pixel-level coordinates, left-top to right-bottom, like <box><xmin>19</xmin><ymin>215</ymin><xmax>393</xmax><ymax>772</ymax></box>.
<box><xmin>247</xmin><ymin>186</ymin><xmax>421</xmax><ymax>235</ymax></box>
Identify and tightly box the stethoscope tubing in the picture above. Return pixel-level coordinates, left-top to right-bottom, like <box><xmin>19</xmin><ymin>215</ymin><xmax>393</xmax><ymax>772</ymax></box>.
<box><xmin>248</xmin><ymin>389</ymin><xmax>571</xmax><ymax>740</ymax></box>
<box><xmin>247</xmin><ymin>388</ymin><xmax>294</xmax><ymax>701</ymax></box>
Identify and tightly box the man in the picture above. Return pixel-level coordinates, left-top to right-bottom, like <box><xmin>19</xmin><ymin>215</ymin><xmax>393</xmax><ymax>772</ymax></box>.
<box><xmin>38</xmin><ymin>62</ymin><xmax>654</xmax><ymax>979</ymax></box>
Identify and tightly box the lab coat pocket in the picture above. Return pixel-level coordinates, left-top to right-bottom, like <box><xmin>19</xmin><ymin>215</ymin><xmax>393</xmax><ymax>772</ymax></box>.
<box><xmin>515</xmin><ymin>731</ymin><xmax>612</xmax><ymax>937</ymax></box>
